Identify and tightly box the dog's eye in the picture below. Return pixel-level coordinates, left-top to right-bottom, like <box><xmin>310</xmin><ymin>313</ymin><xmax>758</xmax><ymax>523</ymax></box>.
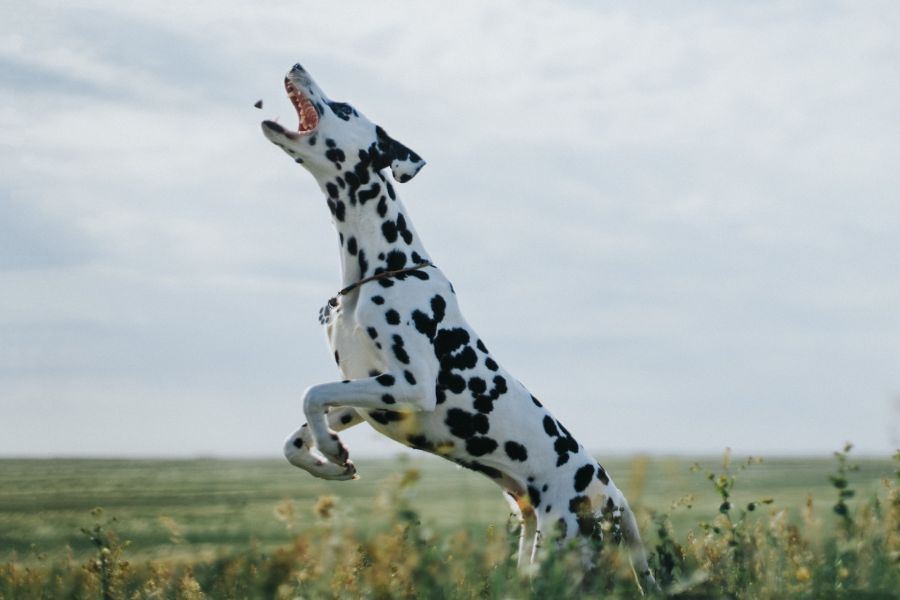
<box><xmin>328</xmin><ymin>102</ymin><xmax>356</xmax><ymax>122</ymax></box>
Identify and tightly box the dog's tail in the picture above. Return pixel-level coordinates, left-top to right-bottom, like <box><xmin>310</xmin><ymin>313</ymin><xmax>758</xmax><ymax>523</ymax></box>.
<box><xmin>619</xmin><ymin>497</ymin><xmax>661</xmax><ymax>595</ymax></box>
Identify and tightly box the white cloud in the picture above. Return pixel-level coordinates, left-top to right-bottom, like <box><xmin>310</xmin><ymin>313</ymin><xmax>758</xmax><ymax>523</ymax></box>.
<box><xmin>1</xmin><ymin>1</ymin><xmax>899</xmax><ymax>456</ymax></box>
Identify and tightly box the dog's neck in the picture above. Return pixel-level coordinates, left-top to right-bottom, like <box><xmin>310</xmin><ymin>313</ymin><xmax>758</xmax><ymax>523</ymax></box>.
<box><xmin>315</xmin><ymin>170</ymin><xmax>430</xmax><ymax>289</ymax></box>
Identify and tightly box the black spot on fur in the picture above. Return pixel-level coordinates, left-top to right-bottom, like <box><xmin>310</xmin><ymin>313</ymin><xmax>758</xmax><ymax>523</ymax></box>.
<box><xmin>471</xmin><ymin>391</ymin><xmax>494</xmax><ymax>415</ymax></box>
<box><xmin>396</xmin><ymin>213</ymin><xmax>413</xmax><ymax>244</ymax></box>
<box><xmin>292</xmin><ymin>438</ymin><xmax>303</xmax><ymax>449</ymax></box>
<box><xmin>358</xmin><ymin>182</ymin><xmax>381</xmax><ymax>205</ymax></box>
<box><xmin>344</xmin><ymin>172</ymin><xmax>359</xmax><ymax>201</ymax></box>
<box><xmin>385</xmin><ymin>250</ymin><xmax>407</xmax><ymax>271</ymax></box>
<box><xmin>574</xmin><ymin>464</ymin><xmax>596</xmax><ymax>492</ymax></box>
<box><xmin>391</xmin><ymin>335</ymin><xmax>410</xmax><ymax>364</ymax></box>
<box><xmin>369</xmin><ymin>409</ymin><xmax>406</xmax><ymax>425</ymax></box>
<box><xmin>569</xmin><ymin>496</ymin><xmax>597</xmax><ymax>537</ymax></box>
<box><xmin>326</xmin><ymin>198</ymin><xmax>345</xmax><ymax>222</ymax></box>
<box><xmin>381</xmin><ymin>394</ymin><xmax>396</xmax><ymax>404</ymax></box>
<box><xmin>358</xmin><ymin>249</ymin><xmax>368</xmax><ymax>277</ymax></box>
<box><xmin>554</xmin><ymin>435</ymin><xmax>579</xmax><ymax>457</ymax></box>
<box><xmin>531</xmin><ymin>395</ymin><xmax>543</xmax><ymax>407</ymax></box>
<box><xmin>504</xmin><ymin>441</ymin><xmax>528</xmax><ymax>461</ymax></box>
<box><xmin>455</xmin><ymin>347</ymin><xmax>479</xmax><ymax>370</ymax></box>
<box><xmin>372</xmin><ymin>295</ymin><xmax>384</xmax><ymax>305</ymax></box>
<box><xmin>328</xmin><ymin>101</ymin><xmax>353</xmax><ymax>121</ymax></box>
<box><xmin>412</xmin><ymin>295</ymin><xmax>447</xmax><ymax>340</ymax></box>
<box><xmin>367</xmin><ymin>327</ymin><xmax>378</xmax><ymax>339</ymax></box>
<box><xmin>347</xmin><ymin>237</ymin><xmax>358</xmax><ymax>256</ymax></box>
<box><xmin>433</xmin><ymin>328</ymin><xmax>471</xmax><ymax>365</ymax></box>
<box><xmin>385</xmin><ymin>309</ymin><xmax>400</xmax><ymax>325</ymax></box>
<box><xmin>543</xmin><ymin>416</ymin><xmax>559</xmax><ymax>437</ymax></box>
<box><xmin>485</xmin><ymin>357</ymin><xmax>499</xmax><ymax>371</ymax></box>
<box><xmin>381</xmin><ymin>220</ymin><xmax>398</xmax><ymax>243</ymax></box>
<box><xmin>541</xmin><ymin>418</ymin><xmax>578</xmax><ymax>466</ymax></box>
<box><xmin>404</xmin><ymin>370</ymin><xmax>416</xmax><ymax>385</ymax></box>
<box><xmin>407</xmin><ymin>435</ymin><xmax>432</xmax><ymax>451</ymax></box>
<box><xmin>438</xmin><ymin>370</ymin><xmax>467</xmax><ymax>394</ymax></box>
<box><xmin>596</xmin><ymin>465</ymin><xmax>610</xmax><ymax>485</ymax></box>
<box><xmin>468</xmin><ymin>377</ymin><xmax>486</xmax><ymax>394</ymax></box>
<box><xmin>375</xmin><ymin>373</ymin><xmax>396</xmax><ymax>387</ymax></box>
<box><xmin>465</xmin><ymin>436</ymin><xmax>497</xmax><ymax>456</ymax></box>
<box><xmin>472</xmin><ymin>374</ymin><xmax>509</xmax><ymax>414</ymax></box>
<box><xmin>527</xmin><ymin>485</ymin><xmax>542</xmax><ymax>508</ymax></box>
<box><xmin>445</xmin><ymin>408</ymin><xmax>489</xmax><ymax>439</ymax></box>
<box><xmin>325</xmin><ymin>147</ymin><xmax>346</xmax><ymax>168</ymax></box>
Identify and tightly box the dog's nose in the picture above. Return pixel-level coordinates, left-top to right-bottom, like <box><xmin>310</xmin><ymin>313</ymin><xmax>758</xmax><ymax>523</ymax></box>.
<box><xmin>291</xmin><ymin>63</ymin><xmax>305</xmax><ymax>73</ymax></box>
<box><xmin>262</xmin><ymin>120</ymin><xmax>286</xmax><ymax>134</ymax></box>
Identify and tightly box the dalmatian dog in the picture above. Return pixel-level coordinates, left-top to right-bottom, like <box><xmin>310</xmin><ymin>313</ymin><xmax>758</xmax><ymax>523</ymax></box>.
<box><xmin>261</xmin><ymin>63</ymin><xmax>657</xmax><ymax>592</ymax></box>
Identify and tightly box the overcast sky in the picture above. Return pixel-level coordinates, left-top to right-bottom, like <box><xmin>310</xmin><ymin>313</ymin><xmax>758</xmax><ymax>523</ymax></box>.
<box><xmin>2</xmin><ymin>1</ymin><xmax>899</xmax><ymax>459</ymax></box>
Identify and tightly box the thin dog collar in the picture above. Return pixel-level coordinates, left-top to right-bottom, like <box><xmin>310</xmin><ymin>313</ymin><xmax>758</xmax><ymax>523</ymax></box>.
<box><xmin>327</xmin><ymin>262</ymin><xmax>434</xmax><ymax>307</ymax></box>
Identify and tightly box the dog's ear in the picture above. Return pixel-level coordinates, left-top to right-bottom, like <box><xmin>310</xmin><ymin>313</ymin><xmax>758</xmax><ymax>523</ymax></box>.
<box><xmin>375</xmin><ymin>126</ymin><xmax>426</xmax><ymax>183</ymax></box>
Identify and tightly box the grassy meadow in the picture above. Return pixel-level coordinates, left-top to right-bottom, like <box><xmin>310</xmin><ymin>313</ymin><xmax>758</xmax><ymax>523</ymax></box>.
<box><xmin>1</xmin><ymin>448</ymin><xmax>897</xmax><ymax>598</ymax></box>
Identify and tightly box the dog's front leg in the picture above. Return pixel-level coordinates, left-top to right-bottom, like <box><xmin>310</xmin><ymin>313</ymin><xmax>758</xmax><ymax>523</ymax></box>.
<box><xmin>283</xmin><ymin>408</ymin><xmax>363</xmax><ymax>480</ymax></box>
<box><xmin>303</xmin><ymin>371</ymin><xmax>432</xmax><ymax>466</ymax></box>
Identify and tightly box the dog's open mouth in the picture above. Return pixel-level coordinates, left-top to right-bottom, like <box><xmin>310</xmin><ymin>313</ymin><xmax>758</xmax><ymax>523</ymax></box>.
<box><xmin>287</xmin><ymin>78</ymin><xmax>318</xmax><ymax>134</ymax></box>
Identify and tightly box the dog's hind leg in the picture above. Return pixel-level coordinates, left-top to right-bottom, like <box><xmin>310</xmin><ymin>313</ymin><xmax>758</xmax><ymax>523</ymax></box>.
<box><xmin>518</xmin><ymin>504</ymin><xmax>538</xmax><ymax>572</ymax></box>
<box><xmin>504</xmin><ymin>493</ymin><xmax>538</xmax><ymax>572</ymax></box>
<box><xmin>620</xmin><ymin>501</ymin><xmax>660</xmax><ymax>594</ymax></box>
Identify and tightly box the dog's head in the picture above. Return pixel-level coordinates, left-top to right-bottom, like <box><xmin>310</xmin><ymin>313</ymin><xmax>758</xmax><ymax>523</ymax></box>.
<box><xmin>261</xmin><ymin>63</ymin><xmax>425</xmax><ymax>183</ymax></box>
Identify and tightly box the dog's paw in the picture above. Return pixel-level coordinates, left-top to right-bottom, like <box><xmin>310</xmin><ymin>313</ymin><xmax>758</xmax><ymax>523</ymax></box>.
<box><xmin>315</xmin><ymin>430</ymin><xmax>351</xmax><ymax>466</ymax></box>
<box><xmin>285</xmin><ymin>443</ymin><xmax>357</xmax><ymax>481</ymax></box>
<box><xmin>308</xmin><ymin>458</ymin><xmax>357</xmax><ymax>481</ymax></box>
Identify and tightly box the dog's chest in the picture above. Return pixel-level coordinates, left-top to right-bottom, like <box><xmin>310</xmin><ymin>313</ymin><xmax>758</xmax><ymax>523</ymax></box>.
<box><xmin>320</xmin><ymin>297</ymin><xmax>385</xmax><ymax>379</ymax></box>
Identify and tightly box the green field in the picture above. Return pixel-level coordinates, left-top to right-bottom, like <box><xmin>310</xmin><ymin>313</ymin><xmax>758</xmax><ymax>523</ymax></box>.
<box><xmin>1</xmin><ymin>451</ymin><xmax>897</xmax><ymax>598</ymax></box>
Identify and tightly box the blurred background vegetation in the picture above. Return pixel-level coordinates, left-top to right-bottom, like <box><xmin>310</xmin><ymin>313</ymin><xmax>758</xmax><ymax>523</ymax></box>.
<box><xmin>1</xmin><ymin>450</ymin><xmax>897</xmax><ymax>598</ymax></box>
